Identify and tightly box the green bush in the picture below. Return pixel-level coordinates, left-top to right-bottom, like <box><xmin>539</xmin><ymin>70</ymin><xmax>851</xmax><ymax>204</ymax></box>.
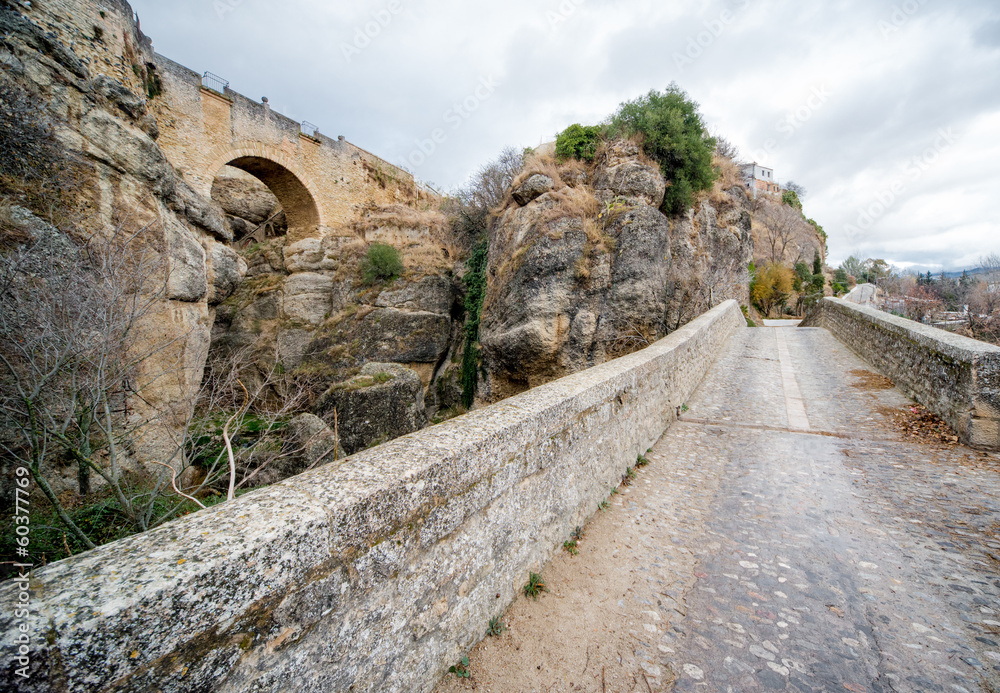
<box><xmin>555</xmin><ymin>123</ymin><xmax>603</xmax><ymax>162</ymax></box>
<box><xmin>782</xmin><ymin>189</ymin><xmax>803</xmax><ymax>210</ymax></box>
<box><xmin>606</xmin><ymin>84</ymin><xmax>717</xmax><ymax>216</ymax></box>
<box><xmin>361</xmin><ymin>243</ymin><xmax>403</xmax><ymax>284</ymax></box>
<box><xmin>793</xmin><ymin>261</ymin><xmax>812</xmax><ymax>291</ymax></box>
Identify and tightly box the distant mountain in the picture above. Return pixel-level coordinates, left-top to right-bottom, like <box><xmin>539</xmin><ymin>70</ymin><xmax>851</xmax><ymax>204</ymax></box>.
<box><xmin>903</xmin><ymin>267</ymin><xmax>984</xmax><ymax>279</ymax></box>
<box><xmin>941</xmin><ymin>267</ymin><xmax>985</xmax><ymax>279</ymax></box>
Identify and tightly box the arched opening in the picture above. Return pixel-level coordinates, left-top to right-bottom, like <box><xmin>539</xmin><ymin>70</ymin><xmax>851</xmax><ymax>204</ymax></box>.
<box><xmin>210</xmin><ymin>156</ymin><xmax>320</xmax><ymax>244</ymax></box>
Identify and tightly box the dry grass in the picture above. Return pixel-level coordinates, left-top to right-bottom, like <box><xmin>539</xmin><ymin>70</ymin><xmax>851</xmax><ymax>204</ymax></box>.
<box><xmin>713</xmin><ymin>153</ymin><xmax>744</xmax><ymax>190</ymax></box>
<box><xmin>692</xmin><ymin>154</ymin><xmax>748</xmax><ymax>228</ymax></box>
<box><xmin>554</xmin><ymin>158</ymin><xmax>589</xmax><ymax>186</ymax></box>
<box><xmin>351</xmin><ymin>203</ymin><xmax>454</xmax><ymax>278</ymax></box>
<box><xmin>502</xmin><ymin>152</ymin><xmax>565</xmax><ymax>208</ymax></box>
<box><xmin>582</xmin><ymin>218</ymin><xmax>615</xmax><ymax>254</ymax></box>
<box><xmin>352</xmin><ymin>203</ymin><xmax>447</xmax><ymax>237</ymax></box>
<box><xmin>539</xmin><ymin>186</ymin><xmax>601</xmax><ymax>225</ymax></box>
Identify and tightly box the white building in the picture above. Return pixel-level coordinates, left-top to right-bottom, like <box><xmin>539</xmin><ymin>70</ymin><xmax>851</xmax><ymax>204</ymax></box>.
<box><xmin>740</xmin><ymin>162</ymin><xmax>781</xmax><ymax>198</ymax></box>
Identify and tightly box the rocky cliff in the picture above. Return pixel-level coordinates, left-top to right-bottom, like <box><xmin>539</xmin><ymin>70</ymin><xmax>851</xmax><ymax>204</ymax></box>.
<box><xmin>0</xmin><ymin>0</ymin><xmax>759</xmax><ymax>489</ymax></box>
<box><xmin>0</xmin><ymin>0</ymin><xmax>242</xmax><ymax>460</ymax></box>
<box><xmin>0</xmin><ymin>0</ymin><xmax>464</xmax><ymax>485</ymax></box>
<box><xmin>211</xmin><ymin>204</ymin><xmax>467</xmax><ymax>451</ymax></box>
<box><xmin>479</xmin><ymin>142</ymin><xmax>753</xmax><ymax>400</ymax></box>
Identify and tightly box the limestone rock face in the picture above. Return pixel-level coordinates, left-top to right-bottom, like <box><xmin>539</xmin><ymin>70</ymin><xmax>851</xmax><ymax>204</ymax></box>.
<box><xmin>212</xmin><ymin>174</ymin><xmax>287</xmax><ymax>241</ymax></box>
<box><xmin>212</xmin><ymin>232</ymin><xmax>464</xmax><ymax>428</ymax></box>
<box><xmin>212</xmin><ymin>176</ymin><xmax>279</xmax><ymax>225</ymax></box>
<box><xmin>282</xmin><ymin>272</ymin><xmax>334</xmax><ymax>326</ymax></box>
<box><xmin>165</xmin><ymin>220</ymin><xmax>208</xmax><ymax>303</ymax></box>
<box><xmin>0</xmin><ymin>1</ymin><xmax>245</xmax><ymax>472</ymax></box>
<box><xmin>375</xmin><ymin>275</ymin><xmax>453</xmax><ymax>314</ymax></box>
<box><xmin>592</xmin><ymin>141</ymin><xmax>666</xmax><ymax>207</ymax></box>
<box><xmin>480</xmin><ymin>141</ymin><xmax>753</xmax><ymax>400</ymax></box>
<box><xmin>512</xmin><ymin>174</ymin><xmax>555</xmax><ymax>206</ymax></box>
<box><xmin>313</xmin><ymin>363</ymin><xmax>428</xmax><ymax>454</ymax></box>
<box><xmin>355</xmin><ymin>309</ymin><xmax>453</xmax><ymax>364</ymax></box>
<box><xmin>666</xmin><ymin>201</ymin><xmax>753</xmax><ymax>331</ymax></box>
<box><xmin>206</xmin><ymin>241</ymin><xmax>248</xmax><ymax>306</ymax></box>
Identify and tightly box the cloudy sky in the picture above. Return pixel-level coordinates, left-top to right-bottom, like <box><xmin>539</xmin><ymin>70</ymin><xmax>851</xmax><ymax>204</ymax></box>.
<box><xmin>129</xmin><ymin>0</ymin><xmax>1000</xmax><ymax>271</ymax></box>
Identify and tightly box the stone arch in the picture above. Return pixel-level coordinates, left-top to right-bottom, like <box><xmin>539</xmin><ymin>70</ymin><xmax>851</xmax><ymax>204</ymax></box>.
<box><xmin>204</xmin><ymin>143</ymin><xmax>324</xmax><ymax>237</ymax></box>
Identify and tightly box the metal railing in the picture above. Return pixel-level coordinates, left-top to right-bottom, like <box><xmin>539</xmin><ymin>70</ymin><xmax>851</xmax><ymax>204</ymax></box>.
<box><xmin>202</xmin><ymin>71</ymin><xmax>229</xmax><ymax>93</ymax></box>
<box><xmin>301</xmin><ymin>121</ymin><xmax>319</xmax><ymax>137</ymax></box>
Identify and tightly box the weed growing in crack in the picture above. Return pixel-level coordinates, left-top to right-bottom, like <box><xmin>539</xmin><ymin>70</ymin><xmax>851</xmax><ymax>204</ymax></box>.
<box><xmin>448</xmin><ymin>656</ymin><xmax>471</xmax><ymax>678</ymax></box>
<box><xmin>487</xmin><ymin>617</ymin><xmax>506</xmax><ymax>636</ymax></box>
<box><xmin>523</xmin><ymin>572</ymin><xmax>547</xmax><ymax>600</ymax></box>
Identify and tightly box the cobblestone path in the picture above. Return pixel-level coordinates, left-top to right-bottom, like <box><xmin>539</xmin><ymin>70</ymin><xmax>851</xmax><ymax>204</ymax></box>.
<box><xmin>438</xmin><ymin>327</ymin><xmax>1000</xmax><ymax>693</ymax></box>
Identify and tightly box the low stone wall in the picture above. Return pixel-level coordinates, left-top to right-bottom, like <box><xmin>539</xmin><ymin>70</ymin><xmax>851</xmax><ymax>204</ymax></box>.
<box><xmin>803</xmin><ymin>297</ymin><xmax>1000</xmax><ymax>448</ymax></box>
<box><xmin>0</xmin><ymin>301</ymin><xmax>744</xmax><ymax>693</ymax></box>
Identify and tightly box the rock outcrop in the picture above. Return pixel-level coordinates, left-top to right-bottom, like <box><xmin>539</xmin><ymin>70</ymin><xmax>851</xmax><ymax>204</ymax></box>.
<box><xmin>480</xmin><ymin>143</ymin><xmax>754</xmax><ymax>400</ymax></box>
<box><xmin>286</xmin><ymin>413</ymin><xmax>346</xmax><ymax>470</ymax></box>
<box><xmin>211</xmin><ymin>228</ymin><xmax>463</xmax><ymax>414</ymax></box>
<box><xmin>313</xmin><ymin>362</ymin><xmax>428</xmax><ymax>454</ymax></box>
<box><xmin>0</xmin><ymin>0</ymin><xmax>244</xmax><ymax>465</ymax></box>
<box><xmin>212</xmin><ymin>172</ymin><xmax>287</xmax><ymax>242</ymax></box>
<box><xmin>0</xmin><ymin>0</ymin><xmax>459</xmax><ymax>483</ymax></box>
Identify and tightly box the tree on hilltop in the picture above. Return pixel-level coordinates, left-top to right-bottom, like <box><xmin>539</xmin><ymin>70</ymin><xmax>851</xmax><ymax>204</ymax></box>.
<box><xmin>606</xmin><ymin>84</ymin><xmax>717</xmax><ymax>215</ymax></box>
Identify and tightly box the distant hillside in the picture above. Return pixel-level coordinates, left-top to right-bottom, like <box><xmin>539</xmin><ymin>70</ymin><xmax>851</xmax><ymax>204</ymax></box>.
<box><xmin>902</xmin><ymin>267</ymin><xmax>985</xmax><ymax>279</ymax></box>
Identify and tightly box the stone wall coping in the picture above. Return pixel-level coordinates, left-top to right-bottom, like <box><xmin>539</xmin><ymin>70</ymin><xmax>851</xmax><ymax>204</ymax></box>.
<box><xmin>0</xmin><ymin>301</ymin><xmax>744</xmax><ymax>692</ymax></box>
<box><xmin>804</xmin><ymin>297</ymin><xmax>1000</xmax><ymax>450</ymax></box>
<box><xmin>815</xmin><ymin>297</ymin><xmax>1000</xmax><ymax>360</ymax></box>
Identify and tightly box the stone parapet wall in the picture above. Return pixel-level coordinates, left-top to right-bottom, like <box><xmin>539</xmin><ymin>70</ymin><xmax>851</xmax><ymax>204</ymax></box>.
<box><xmin>0</xmin><ymin>301</ymin><xmax>745</xmax><ymax>693</ymax></box>
<box><xmin>803</xmin><ymin>297</ymin><xmax>1000</xmax><ymax>449</ymax></box>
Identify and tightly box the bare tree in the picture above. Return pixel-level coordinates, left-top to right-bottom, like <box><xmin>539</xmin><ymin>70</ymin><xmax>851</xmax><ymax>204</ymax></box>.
<box><xmin>784</xmin><ymin>181</ymin><xmax>807</xmax><ymax>199</ymax></box>
<box><xmin>979</xmin><ymin>253</ymin><xmax>1000</xmax><ymax>287</ymax></box>
<box><xmin>446</xmin><ymin>146</ymin><xmax>525</xmax><ymax>250</ymax></box>
<box><xmin>714</xmin><ymin>136</ymin><xmax>741</xmax><ymax>162</ymax></box>
<box><xmin>0</xmin><ymin>216</ymin><xmax>170</xmax><ymax>547</ymax></box>
<box><xmin>966</xmin><ymin>254</ymin><xmax>1000</xmax><ymax>344</ymax></box>
<box><xmin>0</xmin><ymin>215</ymin><xmax>307</xmax><ymax>551</ymax></box>
<box><xmin>461</xmin><ymin>146</ymin><xmax>524</xmax><ymax>212</ymax></box>
<box><xmin>902</xmin><ymin>284</ymin><xmax>943</xmax><ymax>323</ymax></box>
<box><xmin>757</xmin><ymin>201</ymin><xmax>802</xmax><ymax>265</ymax></box>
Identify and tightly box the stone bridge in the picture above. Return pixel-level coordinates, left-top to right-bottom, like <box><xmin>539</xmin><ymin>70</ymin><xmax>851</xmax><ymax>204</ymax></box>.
<box><xmin>3</xmin><ymin>300</ymin><xmax>1000</xmax><ymax>692</ymax></box>
<box><xmin>151</xmin><ymin>55</ymin><xmax>429</xmax><ymax>242</ymax></box>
